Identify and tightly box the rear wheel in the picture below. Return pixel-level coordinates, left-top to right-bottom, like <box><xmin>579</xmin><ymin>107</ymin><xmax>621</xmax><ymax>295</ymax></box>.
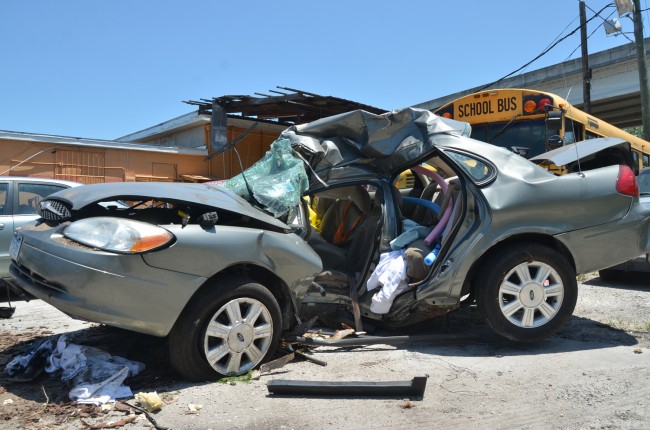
<box><xmin>169</xmin><ymin>277</ymin><xmax>282</xmax><ymax>381</ymax></box>
<box><xmin>477</xmin><ymin>244</ymin><xmax>577</xmax><ymax>342</ymax></box>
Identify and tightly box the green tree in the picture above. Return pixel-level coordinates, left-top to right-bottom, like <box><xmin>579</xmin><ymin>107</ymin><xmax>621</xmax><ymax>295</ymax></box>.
<box><xmin>625</xmin><ymin>126</ymin><xmax>644</xmax><ymax>138</ymax></box>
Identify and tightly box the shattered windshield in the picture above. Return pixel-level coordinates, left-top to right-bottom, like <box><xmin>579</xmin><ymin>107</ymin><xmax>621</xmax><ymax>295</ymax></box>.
<box><xmin>220</xmin><ymin>138</ymin><xmax>309</xmax><ymax>217</ymax></box>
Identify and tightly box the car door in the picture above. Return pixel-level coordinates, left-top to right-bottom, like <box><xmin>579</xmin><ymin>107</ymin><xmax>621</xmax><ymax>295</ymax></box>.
<box><xmin>0</xmin><ymin>181</ymin><xmax>13</xmax><ymax>277</ymax></box>
<box><xmin>1</xmin><ymin>181</ymin><xmax>70</xmax><ymax>278</ymax></box>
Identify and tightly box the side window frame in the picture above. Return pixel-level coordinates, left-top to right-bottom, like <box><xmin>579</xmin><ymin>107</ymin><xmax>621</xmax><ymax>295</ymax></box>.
<box><xmin>442</xmin><ymin>149</ymin><xmax>497</xmax><ymax>186</ymax></box>
<box><xmin>0</xmin><ymin>182</ymin><xmax>9</xmax><ymax>216</ymax></box>
<box><xmin>16</xmin><ymin>183</ymin><xmax>67</xmax><ymax>215</ymax></box>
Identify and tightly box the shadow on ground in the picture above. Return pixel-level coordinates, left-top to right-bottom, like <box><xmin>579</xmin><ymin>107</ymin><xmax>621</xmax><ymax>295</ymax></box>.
<box><xmin>586</xmin><ymin>273</ymin><xmax>650</xmax><ymax>290</ymax></box>
<box><xmin>0</xmin><ymin>305</ymin><xmax>640</xmax><ymax>407</ymax></box>
<box><xmin>310</xmin><ymin>306</ymin><xmax>639</xmax><ymax>360</ymax></box>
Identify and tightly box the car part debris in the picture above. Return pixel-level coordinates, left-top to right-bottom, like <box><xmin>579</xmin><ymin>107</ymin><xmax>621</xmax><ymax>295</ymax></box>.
<box><xmin>286</xmin><ymin>333</ymin><xmax>476</xmax><ymax>347</ymax></box>
<box><xmin>293</xmin><ymin>350</ymin><xmax>327</xmax><ymax>367</ymax></box>
<box><xmin>330</xmin><ymin>328</ymin><xmax>355</xmax><ymax>341</ymax></box>
<box><xmin>121</xmin><ymin>401</ymin><xmax>169</xmax><ymax>430</ymax></box>
<box><xmin>259</xmin><ymin>352</ymin><xmax>295</xmax><ymax>375</ymax></box>
<box><xmin>289</xmin><ymin>315</ymin><xmax>319</xmax><ymax>336</ymax></box>
<box><xmin>267</xmin><ymin>375</ymin><xmax>428</xmax><ymax>397</ymax></box>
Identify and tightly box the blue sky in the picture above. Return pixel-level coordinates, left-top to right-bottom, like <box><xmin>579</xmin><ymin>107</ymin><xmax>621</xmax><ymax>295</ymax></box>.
<box><xmin>0</xmin><ymin>0</ymin><xmax>646</xmax><ymax>140</ymax></box>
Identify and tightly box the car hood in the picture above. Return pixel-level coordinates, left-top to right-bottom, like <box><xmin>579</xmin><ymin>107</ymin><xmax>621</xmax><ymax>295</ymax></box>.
<box><xmin>45</xmin><ymin>181</ymin><xmax>290</xmax><ymax>230</ymax></box>
<box><xmin>530</xmin><ymin>137</ymin><xmax>634</xmax><ymax>169</ymax></box>
<box><xmin>280</xmin><ymin>107</ymin><xmax>471</xmax><ymax>186</ymax></box>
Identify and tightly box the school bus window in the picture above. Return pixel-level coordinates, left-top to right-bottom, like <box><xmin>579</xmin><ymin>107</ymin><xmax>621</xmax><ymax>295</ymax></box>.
<box><xmin>487</xmin><ymin>120</ymin><xmax>546</xmax><ymax>156</ymax></box>
<box><xmin>644</xmin><ymin>153</ymin><xmax>649</xmax><ymax>167</ymax></box>
<box><xmin>632</xmin><ymin>151</ymin><xmax>639</xmax><ymax>168</ymax></box>
<box><xmin>564</xmin><ymin>120</ymin><xmax>583</xmax><ymax>145</ymax></box>
<box><xmin>586</xmin><ymin>131</ymin><xmax>602</xmax><ymax>140</ymax></box>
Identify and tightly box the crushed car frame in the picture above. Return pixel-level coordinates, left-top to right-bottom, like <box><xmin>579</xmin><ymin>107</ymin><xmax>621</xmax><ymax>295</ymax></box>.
<box><xmin>8</xmin><ymin>108</ymin><xmax>650</xmax><ymax>380</ymax></box>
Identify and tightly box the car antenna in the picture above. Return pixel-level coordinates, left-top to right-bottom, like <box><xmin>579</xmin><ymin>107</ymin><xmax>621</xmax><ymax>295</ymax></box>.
<box><xmin>207</xmin><ymin>103</ymin><xmax>260</xmax><ymax>205</ymax></box>
<box><xmin>563</xmin><ymin>86</ymin><xmax>584</xmax><ymax>177</ymax></box>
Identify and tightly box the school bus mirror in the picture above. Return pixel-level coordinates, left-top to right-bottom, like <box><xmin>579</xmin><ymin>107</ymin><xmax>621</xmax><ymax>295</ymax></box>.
<box><xmin>546</xmin><ymin>135</ymin><xmax>564</xmax><ymax>150</ymax></box>
<box><xmin>545</xmin><ymin>111</ymin><xmax>563</xmax><ymax>131</ymax></box>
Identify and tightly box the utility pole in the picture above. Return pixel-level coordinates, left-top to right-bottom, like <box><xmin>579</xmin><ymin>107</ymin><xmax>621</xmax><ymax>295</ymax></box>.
<box><xmin>580</xmin><ymin>1</ymin><xmax>592</xmax><ymax>113</ymax></box>
<box><xmin>633</xmin><ymin>0</ymin><xmax>650</xmax><ymax>140</ymax></box>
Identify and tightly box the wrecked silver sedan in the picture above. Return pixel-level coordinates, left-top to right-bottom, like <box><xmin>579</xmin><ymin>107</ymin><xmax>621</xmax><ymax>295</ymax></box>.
<box><xmin>8</xmin><ymin>108</ymin><xmax>650</xmax><ymax>381</ymax></box>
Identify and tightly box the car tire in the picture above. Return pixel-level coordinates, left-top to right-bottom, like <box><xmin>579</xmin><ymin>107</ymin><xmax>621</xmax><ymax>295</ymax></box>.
<box><xmin>477</xmin><ymin>243</ymin><xmax>577</xmax><ymax>342</ymax></box>
<box><xmin>169</xmin><ymin>276</ymin><xmax>282</xmax><ymax>381</ymax></box>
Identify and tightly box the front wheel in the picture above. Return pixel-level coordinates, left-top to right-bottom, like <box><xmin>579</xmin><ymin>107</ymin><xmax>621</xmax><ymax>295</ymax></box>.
<box><xmin>477</xmin><ymin>244</ymin><xmax>577</xmax><ymax>342</ymax></box>
<box><xmin>169</xmin><ymin>277</ymin><xmax>282</xmax><ymax>381</ymax></box>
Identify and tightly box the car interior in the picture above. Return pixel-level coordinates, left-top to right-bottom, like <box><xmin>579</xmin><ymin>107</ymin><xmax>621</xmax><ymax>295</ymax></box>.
<box><xmin>300</xmin><ymin>155</ymin><xmax>465</xmax><ymax>322</ymax></box>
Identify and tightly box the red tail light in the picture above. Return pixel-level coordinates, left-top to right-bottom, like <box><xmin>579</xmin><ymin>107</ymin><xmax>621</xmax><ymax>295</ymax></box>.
<box><xmin>538</xmin><ymin>98</ymin><xmax>552</xmax><ymax>110</ymax></box>
<box><xmin>616</xmin><ymin>164</ymin><xmax>639</xmax><ymax>197</ymax></box>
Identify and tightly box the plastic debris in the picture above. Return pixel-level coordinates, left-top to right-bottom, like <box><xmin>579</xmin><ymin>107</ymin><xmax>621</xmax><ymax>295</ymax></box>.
<box><xmin>3</xmin><ymin>399</ymin><xmax>14</xmax><ymax>406</ymax></box>
<box><xmin>134</xmin><ymin>391</ymin><xmax>163</xmax><ymax>412</ymax></box>
<box><xmin>4</xmin><ymin>338</ymin><xmax>54</xmax><ymax>381</ymax></box>
<box><xmin>3</xmin><ymin>335</ymin><xmax>144</xmax><ymax>406</ymax></box>
<box><xmin>46</xmin><ymin>335</ymin><xmax>145</xmax><ymax>405</ymax></box>
<box><xmin>187</xmin><ymin>403</ymin><xmax>203</xmax><ymax>412</ymax></box>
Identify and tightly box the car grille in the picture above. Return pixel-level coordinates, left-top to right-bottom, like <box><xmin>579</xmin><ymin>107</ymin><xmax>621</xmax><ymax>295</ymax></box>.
<box><xmin>38</xmin><ymin>199</ymin><xmax>71</xmax><ymax>222</ymax></box>
<box><xmin>10</xmin><ymin>262</ymin><xmax>69</xmax><ymax>295</ymax></box>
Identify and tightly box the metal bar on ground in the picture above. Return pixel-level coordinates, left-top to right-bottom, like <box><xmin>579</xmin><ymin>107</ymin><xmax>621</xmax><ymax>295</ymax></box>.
<box><xmin>267</xmin><ymin>375</ymin><xmax>428</xmax><ymax>397</ymax></box>
<box><xmin>285</xmin><ymin>333</ymin><xmax>476</xmax><ymax>347</ymax></box>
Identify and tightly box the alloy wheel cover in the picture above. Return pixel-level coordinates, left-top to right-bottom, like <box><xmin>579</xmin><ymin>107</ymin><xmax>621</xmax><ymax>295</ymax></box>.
<box><xmin>203</xmin><ymin>297</ymin><xmax>273</xmax><ymax>375</ymax></box>
<box><xmin>498</xmin><ymin>261</ymin><xmax>564</xmax><ymax>328</ymax></box>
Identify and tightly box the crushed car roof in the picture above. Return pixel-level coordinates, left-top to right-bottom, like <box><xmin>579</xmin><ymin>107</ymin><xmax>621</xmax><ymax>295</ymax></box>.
<box><xmin>280</xmin><ymin>108</ymin><xmax>471</xmax><ymax>185</ymax></box>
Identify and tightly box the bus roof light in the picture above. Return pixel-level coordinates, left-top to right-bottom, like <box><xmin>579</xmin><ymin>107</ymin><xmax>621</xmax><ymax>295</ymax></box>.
<box><xmin>538</xmin><ymin>98</ymin><xmax>552</xmax><ymax>111</ymax></box>
<box><xmin>524</xmin><ymin>100</ymin><xmax>537</xmax><ymax>114</ymax></box>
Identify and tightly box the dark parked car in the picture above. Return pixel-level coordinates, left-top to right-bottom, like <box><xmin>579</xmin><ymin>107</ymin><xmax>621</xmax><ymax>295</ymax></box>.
<box><xmin>8</xmin><ymin>108</ymin><xmax>650</xmax><ymax>381</ymax></box>
<box><xmin>0</xmin><ymin>176</ymin><xmax>80</xmax><ymax>288</ymax></box>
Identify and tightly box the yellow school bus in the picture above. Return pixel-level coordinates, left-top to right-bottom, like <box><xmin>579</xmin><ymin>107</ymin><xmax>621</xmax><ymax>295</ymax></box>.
<box><xmin>434</xmin><ymin>88</ymin><xmax>650</xmax><ymax>169</ymax></box>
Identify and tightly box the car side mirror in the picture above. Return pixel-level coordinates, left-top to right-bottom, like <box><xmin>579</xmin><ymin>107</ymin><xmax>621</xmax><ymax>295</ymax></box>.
<box><xmin>285</xmin><ymin>200</ymin><xmax>311</xmax><ymax>240</ymax></box>
<box><xmin>511</xmin><ymin>146</ymin><xmax>530</xmax><ymax>158</ymax></box>
<box><xmin>545</xmin><ymin>111</ymin><xmax>563</xmax><ymax>131</ymax></box>
<box><xmin>546</xmin><ymin>135</ymin><xmax>564</xmax><ymax>150</ymax></box>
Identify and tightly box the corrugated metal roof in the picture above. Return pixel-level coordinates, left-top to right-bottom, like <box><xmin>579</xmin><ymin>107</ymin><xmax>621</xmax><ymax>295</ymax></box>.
<box><xmin>0</xmin><ymin>129</ymin><xmax>207</xmax><ymax>156</ymax></box>
<box><xmin>185</xmin><ymin>86</ymin><xmax>387</xmax><ymax>126</ymax></box>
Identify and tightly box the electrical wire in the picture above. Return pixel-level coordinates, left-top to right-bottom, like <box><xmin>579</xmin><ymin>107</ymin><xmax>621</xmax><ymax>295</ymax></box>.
<box><xmin>502</xmin><ymin>15</ymin><xmax>579</xmax><ymax>87</ymax></box>
<box><xmin>585</xmin><ymin>2</ymin><xmax>634</xmax><ymax>43</ymax></box>
<box><xmin>0</xmin><ymin>146</ymin><xmax>60</xmax><ymax>175</ymax></box>
<box><xmin>477</xmin><ymin>3</ymin><xmax>612</xmax><ymax>92</ymax></box>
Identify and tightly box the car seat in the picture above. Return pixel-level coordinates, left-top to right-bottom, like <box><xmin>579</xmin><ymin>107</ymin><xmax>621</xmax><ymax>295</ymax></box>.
<box><xmin>318</xmin><ymin>186</ymin><xmax>371</xmax><ymax>246</ymax></box>
<box><xmin>405</xmin><ymin>177</ymin><xmax>460</xmax><ymax>281</ymax></box>
<box><xmin>308</xmin><ymin>185</ymin><xmax>374</xmax><ymax>272</ymax></box>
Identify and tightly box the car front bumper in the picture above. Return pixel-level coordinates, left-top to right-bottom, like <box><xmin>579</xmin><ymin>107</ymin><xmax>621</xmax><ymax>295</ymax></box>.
<box><xmin>9</xmin><ymin>226</ymin><xmax>207</xmax><ymax>337</ymax></box>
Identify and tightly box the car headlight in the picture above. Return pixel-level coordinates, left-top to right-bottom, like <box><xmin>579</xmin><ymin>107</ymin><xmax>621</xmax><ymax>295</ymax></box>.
<box><xmin>64</xmin><ymin>217</ymin><xmax>174</xmax><ymax>253</ymax></box>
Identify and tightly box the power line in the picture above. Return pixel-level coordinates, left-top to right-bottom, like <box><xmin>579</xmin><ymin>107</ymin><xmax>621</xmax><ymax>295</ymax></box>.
<box><xmin>477</xmin><ymin>3</ymin><xmax>611</xmax><ymax>91</ymax></box>
<box><xmin>584</xmin><ymin>2</ymin><xmax>634</xmax><ymax>43</ymax></box>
